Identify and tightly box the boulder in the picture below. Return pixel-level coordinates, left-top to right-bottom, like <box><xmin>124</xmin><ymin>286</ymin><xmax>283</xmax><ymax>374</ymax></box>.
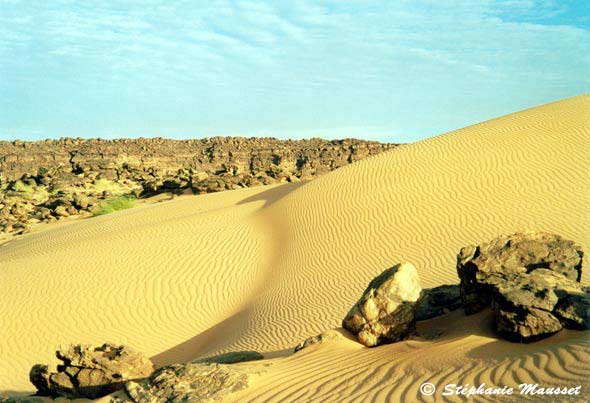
<box><xmin>456</xmin><ymin>233</ymin><xmax>589</xmax><ymax>343</ymax></box>
<box><xmin>52</xmin><ymin>205</ymin><xmax>69</xmax><ymax>218</ymax></box>
<box><xmin>457</xmin><ymin>232</ymin><xmax>584</xmax><ymax>315</ymax></box>
<box><xmin>30</xmin><ymin>343</ymin><xmax>154</xmax><ymax>399</ymax></box>
<box><xmin>342</xmin><ymin>263</ymin><xmax>422</xmax><ymax>347</ymax></box>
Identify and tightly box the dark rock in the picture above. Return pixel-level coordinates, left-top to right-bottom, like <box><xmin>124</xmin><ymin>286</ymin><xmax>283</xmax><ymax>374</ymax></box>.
<box><xmin>415</xmin><ymin>284</ymin><xmax>461</xmax><ymax>321</ymax></box>
<box><xmin>342</xmin><ymin>263</ymin><xmax>422</xmax><ymax>347</ymax></box>
<box><xmin>495</xmin><ymin>307</ymin><xmax>562</xmax><ymax>342</ymax></box>
<box><xmin>456</xmin><ymin>233</ymin><xmax>588</xmax><ymax>343</ymax></box>
<box><xmin>553</xmin><ymin>292</ymin><xmax>590</xmax><ymax>330</ymax></box>
<box><xmin>29</xmin><ymin>364</ymin><xmax>51</xmax><ymax>395</ymax></box>
<box><xmin>457</xmin><ymin>232</ymin><xmax>584</xmax><ymax>315</ymax></box>
<box><xmin>196</xmin><ymin>351</ymin><xmax>264</xmax><ymax>365</ymax></box>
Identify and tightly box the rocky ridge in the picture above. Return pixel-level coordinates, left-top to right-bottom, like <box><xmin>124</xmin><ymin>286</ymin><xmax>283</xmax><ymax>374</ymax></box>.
<box><xmin>0</xmin><ymin>137</ymin><xmax>396</xmax><ymax>239</ymax></box>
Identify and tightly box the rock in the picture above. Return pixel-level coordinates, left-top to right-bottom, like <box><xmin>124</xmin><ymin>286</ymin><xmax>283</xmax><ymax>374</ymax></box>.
<box><xmin>490</xmin><ymin>270</ymin><xmax>566</xmax><ymax>342</ymax></box>
<box><xmin>73</xmin><ymin>195</ymin><xmax>89</xmax><ymax>210</ymax></box>
<box><xmin>415</xmin><ymin>284</ymin><xmax>462</xmax><ymax>321</ymax></box>
<box><xmin>456</xmin><ymin>233</ymin><xmax>588</xmax><ymax>343</ymax></box>
<box><xmin>29</xmin><ymin>364</ymin><xmax>51</xmax><ymax>395</ymax></box>
<box><xmin>495</xmin><ymin>308</ymin><xmax>563</xmax><ymax>342</ymax></box>
<box><xmin>196</xmin><ymin>351</ymin><xmax>264</xmax><ymax>365</ymax></box>
<box><xmin>342</xmin><ymin>263</ymin><xmax>422</xmax><ymax>347</ymax></box>
<box><xmin>0</xmin><ymin>396</ymin><xmax>45</xmax><ymax>403</ymax></box>
<box><xmin>1</xmin><ymin>138</ymin><xmax>396</xmax><ymax>238</ymax></box>
<box><xmin>192</xmin><ymin>171</ymin><xmax>209</xmax><ymax>182</ymax></box>
<box><xmin>553</xmin><ymin>291</ymin><xmax>590</xmax><ymax>330</ymax></box>
<box><xmin>294</xmin><ymin>330</ymin><xmax>343</xmax><ymax>353</ymax></box>
<box><xmin>124</xmin><ymin>361</ymin><xmax>267</xmax><ymax>403</ymax></box>
<box><xmin>52</xmin><ymin>205</ymin><xmax>69</xmax><ymax>218</ymax></box>
<box><xmin>30</xmin><ymin>343</ymin><xmax>154</xmax><ymax>399</ymax></box>
<box><xmin>457</xmin><ymin>232</ymin><xmax>584</xmax><ymax>315</ymax></box>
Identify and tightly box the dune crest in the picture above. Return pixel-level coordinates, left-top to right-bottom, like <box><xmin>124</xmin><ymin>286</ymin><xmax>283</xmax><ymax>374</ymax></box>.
<box><xmin>1</xmin><ymin>95</ymin><xmax>589</xmax><ymax>397</ymax></box>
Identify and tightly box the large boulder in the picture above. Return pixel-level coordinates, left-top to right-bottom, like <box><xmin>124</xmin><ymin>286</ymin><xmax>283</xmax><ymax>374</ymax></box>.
<box><xmin>457</xmin><ymin>232</ymin><xmax>584</xmax><ymax>315</ymax></box>
<box><xmin>30</xmin><ymin>343</ymin><xmax>154</xmax><ymax>399</ymax></box>
<box><xmin>455</xmin><ymin>232</ymin><xmax>589</xmax><ymax>343</ymax></box>
<box><xmin>342</xmin><ymin>263</ymin><xmax>422</xmax><ymax>347</ymax></box>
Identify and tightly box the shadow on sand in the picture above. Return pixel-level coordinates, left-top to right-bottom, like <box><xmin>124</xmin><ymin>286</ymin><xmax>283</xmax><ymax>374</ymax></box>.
<box><xmin>237</xmin><ymin>181</ymin><xmax>307</xmax><ymax>208</ymax></box>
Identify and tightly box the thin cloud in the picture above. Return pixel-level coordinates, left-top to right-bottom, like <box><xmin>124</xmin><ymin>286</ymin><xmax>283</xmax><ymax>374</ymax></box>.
<box><xmin>0</xmin><ymin>0</ymin><xmax>588</xmax><ymax>141</ymax></box>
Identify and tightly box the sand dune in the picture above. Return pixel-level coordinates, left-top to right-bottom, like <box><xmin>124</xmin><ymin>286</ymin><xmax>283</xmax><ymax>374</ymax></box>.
<box><xmin>1</xmin><ymin>95</ymin><xmax>589</xmax><ymax>399</ymax></box>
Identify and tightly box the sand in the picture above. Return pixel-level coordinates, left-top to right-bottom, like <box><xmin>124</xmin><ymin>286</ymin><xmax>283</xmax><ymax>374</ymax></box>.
<box><xmin>1</xmin><ymin>94</ymin><xmax>589</xmax><ymax>401</ymax></box>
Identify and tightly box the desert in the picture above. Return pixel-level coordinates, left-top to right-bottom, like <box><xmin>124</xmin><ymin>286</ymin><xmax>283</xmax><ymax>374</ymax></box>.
<box><xmin>1</xmin><ymin>95</ymin><xmax>589</xmax><ymax>402</ymax></box>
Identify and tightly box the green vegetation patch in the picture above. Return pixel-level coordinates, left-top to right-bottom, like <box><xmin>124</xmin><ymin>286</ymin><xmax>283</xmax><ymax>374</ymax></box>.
<box><xmin>92</xmin><ymin>194</ymin><xmax>137</xmax><ymax>216</ymax></box>
<box><xmin>9</xmin><ymin>180</ymin><xmax>50</xmax><ymax>203</ymax></box>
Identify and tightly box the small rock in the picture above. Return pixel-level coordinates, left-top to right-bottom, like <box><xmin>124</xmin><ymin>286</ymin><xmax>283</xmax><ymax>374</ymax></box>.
<box><xmin>53</xmin><ymin>205</ymin><xmax>69</xmax><ymax>218</ymax></box>
<box><xmin>196</xmin><ymin>351</ymin><xmax>264</xmax><ymax>365</ymax></box>
<box><xmin>294</xmin><ymin>330</ymin><xmax>343</xmax><ymax>353</ymax></box>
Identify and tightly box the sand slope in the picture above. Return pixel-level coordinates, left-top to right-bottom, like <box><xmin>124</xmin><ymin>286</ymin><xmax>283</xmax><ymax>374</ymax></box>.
<box><xmin>1</xmin><ymin>95</ymin><xmax>589</xmax><ymax>399</ymax></box>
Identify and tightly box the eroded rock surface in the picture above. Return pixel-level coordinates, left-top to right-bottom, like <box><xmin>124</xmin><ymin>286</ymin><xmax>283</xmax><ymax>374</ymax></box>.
<box><xmin>491</xmin><ymin>269</ymin><xmax>589</xmax><ymax>341</ymax></box>
<box><xmin>457</xmin><ymin>232</ymin><xmax>584</xmax><ymax>315</ymax></box>
<box><xmin>342</xmin><ymin>263</ymin><xmax>422</xmax><ymax>347</ymax></box>
<box><xmin>195</xmin><ymin>351</ymin><xmax>264</xmax><ymax>365</ymax></box>
<box><xmin>456</xmin><ymin>232</ymin><xmax>588</xmax><ymax>342</ymax></box>
<box><xmin>30</xmin><ymin>343</ymin><xmax>154</xmax><ymax>399</ymax></box>
<box><xmin>123</xmin><ymin>361</ymin><xmax>267</xmax><ymax>403</ymax></box>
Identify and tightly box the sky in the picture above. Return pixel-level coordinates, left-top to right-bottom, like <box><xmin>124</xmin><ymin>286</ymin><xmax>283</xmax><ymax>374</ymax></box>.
<box><xmin>0</xmin><ymin>0</ymin><xmax>588</xmax><ymax>143</ymax></box>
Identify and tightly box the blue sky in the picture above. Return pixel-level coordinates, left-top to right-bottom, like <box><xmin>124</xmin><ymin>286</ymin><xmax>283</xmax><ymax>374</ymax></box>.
<box><xmin>0</xmin><ymin>0</ymin><xmax>588</xmax><ymax>143</ymax></box>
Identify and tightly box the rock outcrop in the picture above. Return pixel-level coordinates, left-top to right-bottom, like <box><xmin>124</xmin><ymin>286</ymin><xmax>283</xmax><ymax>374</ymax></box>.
<box><xmin>30</xmin><ymin>344</ymin><xmax>154</xmax><ymax>399</ymax></box>
<box><xmin>122</xmin><ymin>361</ymin><xmax>267</xmax><ymax>403</ymax></box>
<box><xmin>457</xmin><ymin>232</ymin><xmax>584</xmax><ymax>315</ymax></box>
<box><xmin>342</xmin><ymin>263</ymin><xmax>422</xmax><ymax>347</ymax></box>
<box><xmin>456</xmin><ymin>232</ymin><xmax>588</xmax><ymax>342</ymax></box>
<box><xmin>195</xmin><ymin>351</ymin><xmax>264</xmax><ymax>365</ymax></box>
<box><xmin>0</xmin><ymin>137</ymin><xmax>396</xmax><ymax>239</ymax></box>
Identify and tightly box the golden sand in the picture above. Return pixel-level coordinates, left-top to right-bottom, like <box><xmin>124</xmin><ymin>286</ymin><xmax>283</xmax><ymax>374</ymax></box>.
<box><xmin>1</xmin><ymin>95</ymin><xmax>589</xmax><ymax>401</ymax></box>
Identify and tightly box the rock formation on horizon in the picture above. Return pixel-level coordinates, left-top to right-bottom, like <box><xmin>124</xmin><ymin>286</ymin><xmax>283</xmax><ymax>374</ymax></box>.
<box><xmin>0</xmin><ymin>137</ymin><xmax>396</xmax><ymax>239</ymax></box>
